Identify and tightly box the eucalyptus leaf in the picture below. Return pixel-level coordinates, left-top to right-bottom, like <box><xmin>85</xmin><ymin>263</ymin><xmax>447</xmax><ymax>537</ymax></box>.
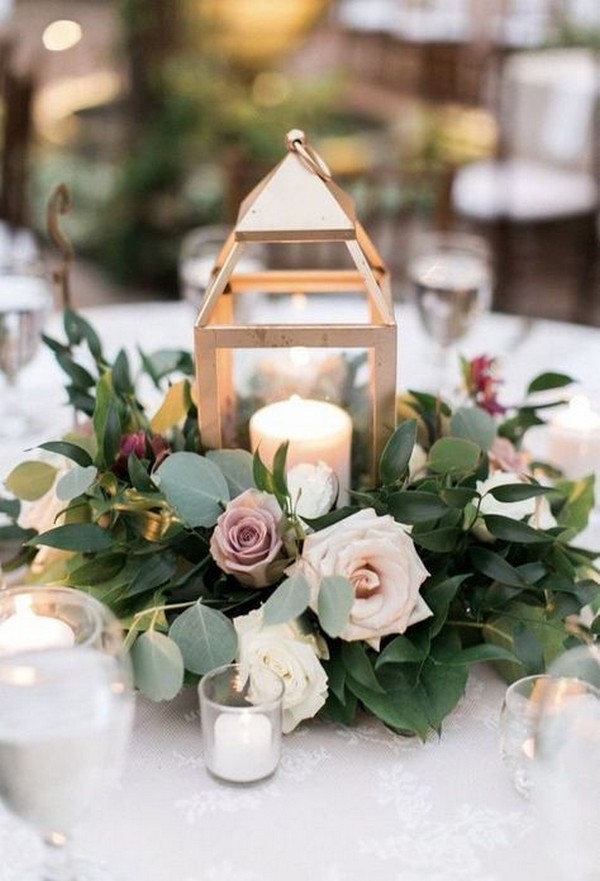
<box><xmin>169</xmin><ymin>602</ymin><xmax>237</xmax><ymax>674</ymax></box>
<box><xmin>206</xmin><ymin>449</ymin><xmax>255</xmax><ymax>497</ymax></box>
<box><xmin>5</xmin><ymin>461</ymin><xmax>57</xmax><ymax>501</ymax></box>
<box><xmin>155</xmin><ymin>452</ymin><xmax>229</xmax><ymax>527</ymax></box>
<box><xmin>317</xmin><ymin>575</ymin><xmax>354</xmax><ymax>637</ymax></box>
<box><xmin>131</xmin><ymin>630</ymin><xmax>185</xmax><ymax>701</ymax></box>
<box><xmin>429</xmin><ymin>437</ymin><xmax>481</xmax><ymax>475</ymax></box>
<box><xmin>450</xmin><ymin>407</ymin><xmax>496</xmax><ymax>452</ymax></box>
<box><xmin>262</xmin><ymin>573</ymin><xmax>310</xmax><ymax>626</ymax></box>
<box><xmin>56</xmin><ymin>465</ymin><xmax>98</xmax><ymax>501</ymax></box>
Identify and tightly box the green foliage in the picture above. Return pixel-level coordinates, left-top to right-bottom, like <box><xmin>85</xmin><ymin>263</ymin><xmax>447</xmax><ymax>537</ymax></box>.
<box><xmin>1</xmin><ymin>310</ymin><xmax>597</xmax><ymax>740</ymax></box>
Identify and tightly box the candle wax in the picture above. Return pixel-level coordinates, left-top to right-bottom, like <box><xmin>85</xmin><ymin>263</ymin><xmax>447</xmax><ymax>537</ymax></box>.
<box><xmin>0</xmin><ymin>607</ymin><xmax>76</xmax><ymax>655</ymax></box>
<box><xmin>548</xmin><ymin>395</ymin><xmax>600</xmax><ymax>479</ymax></box>
<box><xmin>211</xmin><ymin>712</ymin><xmax>275</xmax><ymax>783</ymax></box>
<box><xmin>249</xmin><ymin>397</ymin><xmax>352</xmax><ymax>505</ymax></box>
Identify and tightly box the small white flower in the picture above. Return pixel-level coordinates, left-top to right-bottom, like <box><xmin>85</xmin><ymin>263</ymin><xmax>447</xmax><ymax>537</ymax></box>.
<box><xmin>286</xmin><ymin>461</ymin><xmax>338</xmax><ymax>519</ymax></box>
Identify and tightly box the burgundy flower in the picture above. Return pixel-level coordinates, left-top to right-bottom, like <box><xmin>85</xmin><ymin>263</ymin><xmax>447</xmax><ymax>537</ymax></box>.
<box><xmin>112</xmin><ymin>430</ymin><xmax>171</xmax><ymax>476</ymax></box>
<box><xmin>463</xmin><ymin>355</ymin><xmax>507</xmax><ymax>416</ymax></box>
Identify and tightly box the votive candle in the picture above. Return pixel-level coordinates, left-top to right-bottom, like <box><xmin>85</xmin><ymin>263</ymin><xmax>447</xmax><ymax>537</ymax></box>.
<box><xmin>249</xmin><ymin>396</ymin><xmax>352</xmax><ymax>505</ymax></box>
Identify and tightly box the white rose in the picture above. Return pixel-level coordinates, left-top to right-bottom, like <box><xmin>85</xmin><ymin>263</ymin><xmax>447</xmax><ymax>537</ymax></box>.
<box><xmin>234</xmin><ymin>609</ymin><xmax>328</xmax><ymax>733</ymax></box>
<box><xmin>286</xmin><ymin>461</ymin><xmax>338</xmax><ymax>520</ymax></box>
<box><xmin>475</xmin><ymin>471</ymin><xmax>557</xmax><ymax>539</ymax></box>
<box><xmin>293</xmin><ymin>508</ymin><xmax>432</xmax><ymax>650</ymax></box>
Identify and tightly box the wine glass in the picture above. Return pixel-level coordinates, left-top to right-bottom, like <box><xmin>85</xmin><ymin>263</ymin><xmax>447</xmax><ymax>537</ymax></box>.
<box><xmin>0</xmin><ymin>587</ymin><xmax>134</xmax><ymax>880</ymax></box>
<box><xmin>407</xmin><ymin>231</ymin><xmax>493</xmax><ymax>397</ymax></box>
<box><xmin>178</xmin><ymin>224</ymin><xmax>266</xmax><ymax>319</ymax></box>
<box><xmin>532</xmin><ymin>645</ymin><xmax>600</xmax><ymax>881</ymax></box>
<box><xmin>0</xmin><ymin>270</ymin><xmax>54</xmax><ymax>440</ymax></box>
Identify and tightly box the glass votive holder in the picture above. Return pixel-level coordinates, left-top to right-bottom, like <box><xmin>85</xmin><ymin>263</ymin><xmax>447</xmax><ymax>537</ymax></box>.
<box><xmin>499</xmin><ymin>672</ymin><xmax>598</xmax><ymax>798</ymax></box>
<box><xmin>499</xmin><ymin>674</ymin><xmax>549</xmax><ymax>797</ymax></box>
<box><xmin>198</xmin><ymin>663</ymin><xmax>284</xmax><ymax>784</ymax></box>
<box><xmin>0</xmin><ymin>586</ymin><xmax>123</xmax><ymax>656</ymax></box>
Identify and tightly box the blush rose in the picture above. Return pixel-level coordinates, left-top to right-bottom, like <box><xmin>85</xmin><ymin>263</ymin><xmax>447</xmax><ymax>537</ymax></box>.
<box><xmin>210</xmin><ymin>489</ymin><xmax>285</xmax><ymax>588</ymax></box>
<box><xmin>292</xmin><ymin>508</ymin><xmax>432</xmax><ymax>649</ymax></box>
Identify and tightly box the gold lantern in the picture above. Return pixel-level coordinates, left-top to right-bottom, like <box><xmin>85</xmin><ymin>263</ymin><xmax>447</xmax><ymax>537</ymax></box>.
<box><xmin>194</xmin><ymin>130</ymin><xmax>397</xmax><ymax>486</ymax></box>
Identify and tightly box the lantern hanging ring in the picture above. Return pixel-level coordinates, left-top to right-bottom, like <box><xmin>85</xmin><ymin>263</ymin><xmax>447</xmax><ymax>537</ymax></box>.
<box><xmin>286</xmin><ymin>129</ymin><xmax>332</xmax><ymax>181</ymax></box>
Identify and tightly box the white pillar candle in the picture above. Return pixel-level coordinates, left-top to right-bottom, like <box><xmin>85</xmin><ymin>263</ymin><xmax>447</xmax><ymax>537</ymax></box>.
<box><xmin>0</xmin><ymin>595</ymin><xmax>76</xmax><ymax>655</ymax></box>
<box><xmin>548</xmin><ymin>395</ymin><xmax>600</xmax><ymax>480</ymax></box>
<box><xmin>249</xmin><ymin>397</ymin><xmax>352</xmax><ymax>505</ymax></box>
<box><xmin>211</xmin><ymin>711</ymin><xmax>275</xmax><ymax>783</ymax></box>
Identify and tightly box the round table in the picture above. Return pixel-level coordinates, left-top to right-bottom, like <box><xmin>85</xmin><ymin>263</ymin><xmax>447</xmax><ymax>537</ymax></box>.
<box><xmin>1</xmin><ymin>300</ymin><xmax>599</xmax><ymax>881</ymax></box>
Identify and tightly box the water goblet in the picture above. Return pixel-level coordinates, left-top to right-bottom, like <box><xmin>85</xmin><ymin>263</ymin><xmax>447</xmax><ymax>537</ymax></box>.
<box><xmin>0</xmin><ymin>587</ymin><xmax>134</xmax><ymax>881</ymax></box>
<box><xmin>407</xmin><ymin>231</ymin><xmax>493</xmax><ymax>397</ymax></box>
<box><xmin>0</xmin><ymin>270</ymin><xmax>54</xmax><ymax>440</ymax></box>
<box><xmin>178</xmin><ymin>224</ymin><xmax>266</xmax><ymax>319</ymax></box>
<box><xmin>532</xmin><ymin>645</ymin><xmax>600</xmax><ymax>881</ymax></box>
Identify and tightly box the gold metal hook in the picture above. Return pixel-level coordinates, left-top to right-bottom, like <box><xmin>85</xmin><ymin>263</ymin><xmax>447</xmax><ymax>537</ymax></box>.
<box><xmin>46</xmin><ymin>183</ymin><xmax>74</xmax><ymax>309</ymax></box>
<box><xmin>286</xmin><ymin>129</ymin><xmax>332</xmax><ymax>181</ymax></box>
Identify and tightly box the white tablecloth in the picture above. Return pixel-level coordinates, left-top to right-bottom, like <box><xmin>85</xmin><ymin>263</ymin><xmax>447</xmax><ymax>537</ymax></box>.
<box><xmin>1</xmin><ymin>300</ymin><xmax>599</xmax><ymax>880</ymax></box>
<box><xmin>0</xmin><ymin>666</ymin><xmax>554</xmax><ymax>881</ymax></box>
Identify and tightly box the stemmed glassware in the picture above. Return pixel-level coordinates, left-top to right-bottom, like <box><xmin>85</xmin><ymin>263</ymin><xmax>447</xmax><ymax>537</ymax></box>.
<box><xmin>532</xmin><ymin>645</ymin><xmax>600</xmax><ymax>881</ymax></box>
<box><xmin>407</xmin><ymin>231</ymin><xmax>493</xmax><ymax>397</ymax></box>
<box><xmin>0</xmin><ymin>267</ymin><xmax>54</xmax><ymax>440</ymax></box>
<box><xmin>0</xmin><ymin>587</ymin><xmax>134</xmax><ymax>881</ymax></box>
<box><xmin>178</xmin><ymin>224</ymin><xmax>266</xmax><ymax>319</ymax></box>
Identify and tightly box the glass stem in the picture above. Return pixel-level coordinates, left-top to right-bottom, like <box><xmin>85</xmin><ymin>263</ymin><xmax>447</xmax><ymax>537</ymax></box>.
<box><xmin>42</xmin><ymin>831</ymin><xmax>75</xmax><ymax>881</ymax></box>
<box><xmin>434</xmin><ymin>343</ymin><xmax>456</xmax><ymax>401</ymax></box>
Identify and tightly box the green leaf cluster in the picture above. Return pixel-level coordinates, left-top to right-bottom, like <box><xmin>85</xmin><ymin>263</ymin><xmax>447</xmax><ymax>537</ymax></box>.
<box><xmin>1</xmin><ymin>311</ymin><xmax>597</xmax><ymax>736</ymax></box>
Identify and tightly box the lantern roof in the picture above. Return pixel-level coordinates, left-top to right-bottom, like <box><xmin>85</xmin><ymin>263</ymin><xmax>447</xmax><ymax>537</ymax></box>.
<box><xmin>196</xmin><ymin>130</ymin><xmax>394</xmax><ymax>327</ymax></box>
<box><xmin>236</xmin><ymin>147</ymin><xmax>356</xmax><ymax>242</ymax></box>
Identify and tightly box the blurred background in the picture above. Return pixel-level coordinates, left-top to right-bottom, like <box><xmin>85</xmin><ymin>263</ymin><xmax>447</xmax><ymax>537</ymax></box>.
<box><xmin>0</xmin><ymin>0</ymin><xmax>598</xmax><ymax>323</ymax></box>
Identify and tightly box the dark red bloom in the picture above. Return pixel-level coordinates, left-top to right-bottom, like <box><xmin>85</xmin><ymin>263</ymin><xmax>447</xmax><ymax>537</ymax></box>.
<box><xmin>112</xmin><ymin>430</ymin><xmax>171</xmax><ymax>477</ymax></box>
<box><xmin>463</xmin><ymin>355</ymin><xmax>507</xmax><ymax>416</ymax></box>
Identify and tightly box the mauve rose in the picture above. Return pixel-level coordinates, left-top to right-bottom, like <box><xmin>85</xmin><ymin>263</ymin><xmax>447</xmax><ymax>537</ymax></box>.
<box><xmin>292</xmin><ymin>508</ymin><xmax>432</xmax><ymax>650</ymax></box>
<box><xmin>210</xmin><ymin>489</ymin><xmax>285</xmax><ymax>588</ymax></box>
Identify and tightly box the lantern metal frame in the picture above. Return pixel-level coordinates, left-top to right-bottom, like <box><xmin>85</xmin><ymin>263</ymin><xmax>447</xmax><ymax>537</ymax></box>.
<box><xmin>194</xmin><ymin>130</ymin><xmax>397</xmax><ymax>481</ymax></box>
